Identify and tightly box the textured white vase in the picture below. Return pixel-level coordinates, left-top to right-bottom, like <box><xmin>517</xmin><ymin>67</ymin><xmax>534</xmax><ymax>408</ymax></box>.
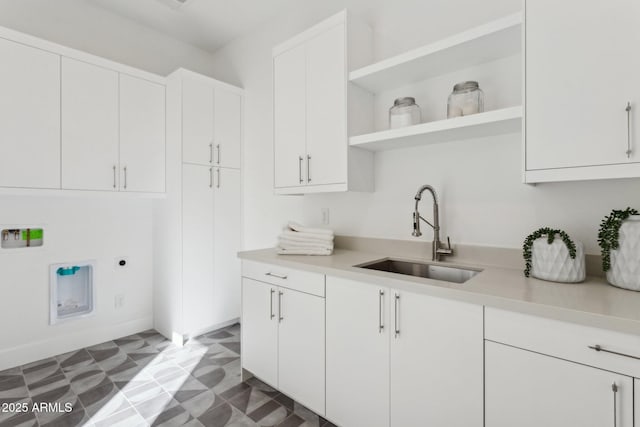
<box><xmin>606</xmin><ymin>215</ymin><xmax>640</xmax><ymax>291</ymax></box>
<box><xmin>530</xmin><ymin>238</ymin><xmax>586</xmax><ymax>283</ymax></box>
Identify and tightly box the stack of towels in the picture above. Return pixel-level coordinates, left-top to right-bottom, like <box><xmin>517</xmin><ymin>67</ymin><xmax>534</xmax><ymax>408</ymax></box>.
<box><xmin>277</xmin><ymin>222</ymin><xmax>334</xmax><ymax>255</ymax></box>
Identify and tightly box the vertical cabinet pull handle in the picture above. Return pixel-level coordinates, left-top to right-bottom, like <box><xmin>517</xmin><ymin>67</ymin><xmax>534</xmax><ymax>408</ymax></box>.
<box><xmin>216</xmin><ymin>168</ymin><xmax>221</xmax><ymax>189</ymax></box>
<box><xmin>216</xmin><ymin>144</ymin><xmax>221</xmax><ymax>165</ymax></box>
<box><xmin>209</xmin><ymin>143</ymin><xmax>213</xmax><ymax>163</ymax></box>
<box><xmin>270</xmin><ymin>289</ymin><xmax>275</xmax><ymax>320</ymax></box>
<box><xmin>278</xmin><ymin>291</ymin><xmax>284</xmax><ymax>322</ymax></box>
<box><xmin>209</xmin><ymin>168</ymin><xmax>213</xmax><ymax>188</ymax></box>
<box><xmin>626</xmin><ymin>102</ymin><xmax>632</xmax><ymax>158</ymax></box>
<box><xmin>298</xmin><ymin>156</ymin><xmax>304</xmax><ymax>184</ymax></box>
<box><xmin>307</xmin><ymin>155</ymin><xmax>311</xmax><ymax>183</ymax></box>
<box><xmin>123</xmin><ymin>167</ymin><xmax>127</xmax><ymax>190</ymax></box>
<box><xmin>394</xmin><ymin>293</ymin><xmax>400</xmax><ymax>338</ymax></box>
<box><xmin>612</xmin><ymin>382</ymin><xmax>618</xmax><ymax>427</ymax></box>
<box><xmin>378</xmin><ymin>290</ymin><xmax>385</xmax><ymax>333</ymax></box>
<box><xmin>113</xmin><ymin>165</ymin><xmax>116</xmax><ymax>189</ymax></box>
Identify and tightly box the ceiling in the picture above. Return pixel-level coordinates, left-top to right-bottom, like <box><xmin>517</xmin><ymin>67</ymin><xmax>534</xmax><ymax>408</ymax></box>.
<box><xmin>88</xmin><ymin>0</ymin><xmax>301</xmax><ymax>53</ymax></box>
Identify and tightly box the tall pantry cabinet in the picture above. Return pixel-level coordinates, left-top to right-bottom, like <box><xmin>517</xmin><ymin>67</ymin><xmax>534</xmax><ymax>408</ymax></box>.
<box><xmin>154</xmin><ymin>69</ymin><xmax>243</xmax><ymax>343</ymax></box>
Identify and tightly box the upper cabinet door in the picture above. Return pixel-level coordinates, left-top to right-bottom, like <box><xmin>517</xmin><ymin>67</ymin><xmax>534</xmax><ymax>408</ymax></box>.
<box><xmin>61</xmin><ymin>58</ymin><xmax>119</xmax><ymax>191</ymax></box>
<box><xmin>214</xmin><ymin>88</ymin><xmax>242</xmax><ymax>169</ymax></box>
<box><xmin>182</xmin><ymin>77</ymin><xmax>214</xmax><ymax>165</ymax></box>
<box><xmin>274</xmin><ymin>44</ymin><xmax>307</xmax><ymax>189</ymax></box>
<box><xmin>0</xmin><ymin>38</ymin><xmax>60</xmax><ymax>189</ymax></box>
<box><xmin>120</xmin><ymin>75</ymin><xmax>166</xmax><ymax>193</ymax></box>
<box><xmin>526</xmin><ymin>0</ymin><xmax>640</xmax><ymax>172</ymax></box>
<box><xmin>306</xmin><ymin>24</ymin><xmax>347</xmax><ymax>186</ymax></box>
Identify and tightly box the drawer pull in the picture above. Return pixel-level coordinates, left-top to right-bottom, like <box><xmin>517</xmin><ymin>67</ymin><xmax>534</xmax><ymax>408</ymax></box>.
<box><xmin>265</xmin><ymin>272</ymin><xmax>288</xmax><ymax>280</ymax></box>
<box><xmin>588</xmin><ymin>344</ymin><xmax>640</xmax><ymax>361</ymax></box>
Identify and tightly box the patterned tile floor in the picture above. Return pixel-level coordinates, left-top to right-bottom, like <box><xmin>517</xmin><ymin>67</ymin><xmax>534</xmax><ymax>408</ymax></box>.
<box><xmin>0</xmin><ymin>324</ymin><xmax>335</xmax><ymax>427</ymax></box>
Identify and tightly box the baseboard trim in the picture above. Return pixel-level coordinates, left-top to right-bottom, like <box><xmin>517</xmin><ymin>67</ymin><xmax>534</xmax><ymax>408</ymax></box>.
<box><xmin>0</xmin><ymin>316</ymin><xmax>153</xmax><ymax>371</ymax></box>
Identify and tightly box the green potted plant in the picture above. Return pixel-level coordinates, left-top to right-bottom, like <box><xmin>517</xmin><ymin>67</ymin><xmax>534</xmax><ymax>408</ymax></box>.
<box><xmin>598</xmin><ymin>207</ymin><xmax>640</xmax><ymax>291</ymax></box>
<box><xmin>523</xmin><ymin>227</ymin><xmax>585</xmax><ymax>283</ymax></box>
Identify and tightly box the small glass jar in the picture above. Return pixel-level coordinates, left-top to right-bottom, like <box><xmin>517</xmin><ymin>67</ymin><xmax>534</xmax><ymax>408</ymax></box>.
<box><xmin>447</xmin><ymin>81</ymin><xmax>484</xmax><ymax>118</ymax></box>
<box><xmin>389</xmin><ymin>97</ymin><xmax>421</xmax><ymax>129</ymax></box>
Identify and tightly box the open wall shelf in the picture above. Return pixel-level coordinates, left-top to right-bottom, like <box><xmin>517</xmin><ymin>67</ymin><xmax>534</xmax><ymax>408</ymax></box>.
<box><xmin>349</xmin><ymin>13</ymin><xmax>522</xmax><ymax>93</ymax></box>
<box><xmin>349</xmin><ymin>106</ymin><xmax>522</xmax><ymax>151</ymax></box>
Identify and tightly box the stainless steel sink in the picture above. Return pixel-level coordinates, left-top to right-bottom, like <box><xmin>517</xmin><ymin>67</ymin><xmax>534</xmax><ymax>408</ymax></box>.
<box><xmin>355</xmin><ymin>258</ymin><xmax>481</xmax><ymax>284</ymax></box>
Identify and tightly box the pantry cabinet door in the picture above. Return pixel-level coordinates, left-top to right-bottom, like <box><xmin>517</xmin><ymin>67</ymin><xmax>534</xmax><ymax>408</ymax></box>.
<box><xmin>182</xmin><ymin>164</ymin><xmax>215</xmax><ymax>334</ymax></box>
<box><xmin>0</xmin><ymin>38</ymin><xmax>60</xmax><ymax>189</ymax></box>
<box><xmin>485</xmin><ymin>341</ymin><xmax>633</xmax><ymax>427</ymax></box>
<box><xmin>305</xmin><ymin>23</ymin><xmax>347</xmax><ymax>186</ymax></box>
<box><xmin>182</xmin><ymin>77</ymin><xmax>214</xmax><ymax>165</ymax></box>
<box><xmin>61</xmin><ymin>58</ymin><xmax>119</xmax><ymax>191</ymax></box>
<box><xmin>212</xmin><ymin>167</ymin><xmax>242</xmax><ymax>325</ymax></box>
<box><xmin>526</xmin><ymin>0</ymin><xmax>640</xmax><ymax>171</ymax></box>
<box><xmin>241</xmin><ymin>278</ymin><xmax>278</xmax><ymax>388</ymax></box>
<box><xmin>119</xmin><ymin>74</ymin><xmax>166</xmax><ymax>193</ymax></box>
<box><xmin>214</xmin><ymin>88</ymin><xmax>242</xmax><ymax>169</ymax></box>
<box><xmin>278</xmin><ymin>288</ymin><xmax>325</xmax><ymax>416</ymax></box>
<box><xmin>274</xmin><ymin>44</ymin><xmax>307</xmax><ymax>189</ymax></box>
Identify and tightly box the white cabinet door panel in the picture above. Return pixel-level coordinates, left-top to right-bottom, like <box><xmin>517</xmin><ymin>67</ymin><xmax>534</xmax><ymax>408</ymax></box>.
<box><xmin>182</xmin><ymin>78</ymin><xmax>214</xmax><ymax>165</ymax></box>
<box><xmin>526</xmin><ymin>0</ymin><xmax>640</xmax><ymax>170</ymax></box>
<box><xmin>62</xmin><ymin>58</ymin><xmax>119</xmax><ymax>191</ymax></box>
<box><xmin>120</xmin><ymin>74</ymin><xmax>166</xmax><ymax>193</ymax></box>
<box><xmin>214</xmin><ymin>89</ymin><xmax>241</xmax><ymax>169</ymax></box>
<box><xmin>390</xmin><ymin>291</ymin><xmax>483</xmax><ymax>427</ymax></box>
<box><xmin>274</xmin><ymin>44</ymin><xmax>307</xmax><ymax>188</ymax></box>
<box><xmin>182</xmin><ymin>164</ymin><xmax>214</xmax><ymax>333</ymax></box>
<box><xmin>306</xmin><ymin>24</ymin><xmax>347</xmax><ymax>186</ymax></box>
<box><xmin>278</xmin><ymin>288</ymin><xmax>325</xmax><ymax>416</ymax></box>
<box><xmin>326</xmin><ymin>276</ymin><xmax>389</xmax><ymax>427</ymax></box>
<box><xmin>485</xmin><ymin>341</ymin><xmax>633</xmax><ymax>427</ymax></box>
<box><xmin>0</xmin><ymin>38</ymin><xmax>60</xmax><ymax>189</ymax></box>
<box><xmin>241</xmin><ymin>278</ymin><xmax>278</xmax><ymax>388</ymax></box>
<box><xmin>213</xmin><ymin>167</ymin><xmax>242</xmax><ymax>325</ymax></box>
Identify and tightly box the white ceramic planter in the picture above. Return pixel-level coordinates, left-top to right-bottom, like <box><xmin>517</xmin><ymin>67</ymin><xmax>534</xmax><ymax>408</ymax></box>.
<box><xmin>530</xmin><ymin>237</ymin><xmax>586</xmax><ymax>283</ymax></box>
<box><xmin>606</xmin><ymin>215</ymin><xmax>640</xmax><ymax>291</ymax></box>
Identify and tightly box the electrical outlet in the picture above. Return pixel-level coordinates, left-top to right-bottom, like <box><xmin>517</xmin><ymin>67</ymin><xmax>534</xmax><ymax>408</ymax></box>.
<box><xmin>321</xmin><ymin>208</ymin><xmax>330</xmax><ymax>225</ymax></box>
<box><xmin>114</xmin><ymin>294</ymin><xmax>125</xmax><ymax>309</ymax></box>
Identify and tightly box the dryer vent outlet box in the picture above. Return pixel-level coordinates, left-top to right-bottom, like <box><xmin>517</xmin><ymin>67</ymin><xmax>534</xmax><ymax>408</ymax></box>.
<box><xmin>50</xmin><ymin>261</ymin><xmax>96</xmax><ymax>324</ymax></box>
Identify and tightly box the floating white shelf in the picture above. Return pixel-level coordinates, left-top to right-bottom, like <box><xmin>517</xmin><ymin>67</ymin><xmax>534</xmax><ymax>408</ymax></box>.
<box><xmin>349</xmin><ymin>13</ymin><xmax>522</xmax><ymax>93</ymax></box>
<box><xmin>349</xmin><ymin>106</ymin><xmax>522</xmax><ymax>151</ymax></box>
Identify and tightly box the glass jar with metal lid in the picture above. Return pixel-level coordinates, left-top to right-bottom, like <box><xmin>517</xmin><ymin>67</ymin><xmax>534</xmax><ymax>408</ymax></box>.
<box><xmin>389</xmin><ymin>97</ymin><xmax>422</xmax><ymax>129</ymax></box>
<box><xmin>447</xmin><ymin>81</ymin><xmax>484</xmax><ymax>118</ymax></box>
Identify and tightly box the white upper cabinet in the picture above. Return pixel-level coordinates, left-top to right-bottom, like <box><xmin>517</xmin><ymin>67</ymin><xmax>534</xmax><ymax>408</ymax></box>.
<box><xmin>0</xmin><ymin>38</ymin><xmax>60</xmax><ymax>189</ymax></box>
<box><xmin>62</xmin><ymin>58</ymin><xmax>119</xmax><ymax>191</ymax></box>
<box><xmin>273</xmin><ymin>11</ymin><xmax>374</xmax><ymax>194</ymax></box>
<box><xmin>214</xmin><ymin>88</ymin><xmax>242</xmax><ymax>169</ymax></box>
<box><xmin>525</xmin><ymin>0</ymin><xmax>640</xmax><ymax>183</ymax></box>
<box><xmin>119</xmin><ymin>74</ymin><xmax>166</xmax><ymax>193</ymax></box>
<box><xmin>182</xmin><ymin>77</ymin><xmax>214</xmax><ymax>165</ymax></box>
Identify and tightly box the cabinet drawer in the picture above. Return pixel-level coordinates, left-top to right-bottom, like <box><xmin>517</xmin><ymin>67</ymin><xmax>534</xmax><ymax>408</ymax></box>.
<box><xmin>242</xmin><ymin>260</ymin><xmax>325</xmax><ymax>297</ymax></box>
<box><xmin>485</xmin><ymin>308</ymin><xmax>640</xmax><ymax>377</ymax></box>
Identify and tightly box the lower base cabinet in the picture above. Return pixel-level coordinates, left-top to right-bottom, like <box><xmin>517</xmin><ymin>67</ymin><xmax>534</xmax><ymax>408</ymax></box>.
<box><xmin>485</xmin><ymin>341</ymin><xmax>633</xmax><ymax>427</ymax></box>
<box><xmin>241</xmin><ymin>276</ymin><xmax>325</xmax><ymax>415</ymax></box>
<box><xmin>326</xmin><ymin>276</ymin><xmax>483</xmax><ymax>427</ymax></box>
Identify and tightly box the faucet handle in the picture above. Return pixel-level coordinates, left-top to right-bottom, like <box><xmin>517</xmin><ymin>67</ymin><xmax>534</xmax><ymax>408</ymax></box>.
<box><xmin>436</xmin><ymin>236</ymin><xmax>454</xmax><ymax>256</ymax></box>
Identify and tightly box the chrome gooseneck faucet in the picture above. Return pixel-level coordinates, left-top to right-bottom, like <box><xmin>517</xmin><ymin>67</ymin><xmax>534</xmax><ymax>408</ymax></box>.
<box><xmin>412</xmin><ymin>184</ymin><xmax>453</xmax><ymax>262</ymax></box>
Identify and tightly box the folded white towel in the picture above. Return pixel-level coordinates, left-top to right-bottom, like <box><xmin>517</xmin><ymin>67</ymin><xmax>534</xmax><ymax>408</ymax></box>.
<box><xmin>278</xmin><ymin>237</ymin><xmax>333</xmax><ymax>251</ymax></box>
<box><xmin>280</xmin><ymin>229</ymin><xmax>334</xmax><ymax>243</ymax></box>
<box><xmin>277</xmin><ymin>247</ymin><xmax>333</xmax><ymax>256</ymax></box>
<box><xmin>288</xmin><ymin>221</ymin><xmax>334</xmax><ymax>236</ymax></box>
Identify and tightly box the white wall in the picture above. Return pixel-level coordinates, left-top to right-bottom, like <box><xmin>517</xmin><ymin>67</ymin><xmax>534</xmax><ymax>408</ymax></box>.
<box><xmin>209</xmin><ymin>0</ymin><xmax>640</xmax><ymax>256</ymax></box>
<box><xmin>0</xmin><ymin>0</ymin><xmax>217</xmax><ymax>75</ymax></box>
<box><xmin>0</xmin><ymin>196</ymin><xmax>153</xmax><ymax>370</ymax></box>
<box><xmin>0</xmin><ymin>0</ymin><xmax>216</xmax><ymax>369</ymax></box>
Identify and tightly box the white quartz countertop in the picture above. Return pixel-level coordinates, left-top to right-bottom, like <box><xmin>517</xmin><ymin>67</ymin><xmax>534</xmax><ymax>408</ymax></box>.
<box><xmin>239</xmin><ymin>248</ymin><xmax>640</xmax><ymax>335</ymax></box>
